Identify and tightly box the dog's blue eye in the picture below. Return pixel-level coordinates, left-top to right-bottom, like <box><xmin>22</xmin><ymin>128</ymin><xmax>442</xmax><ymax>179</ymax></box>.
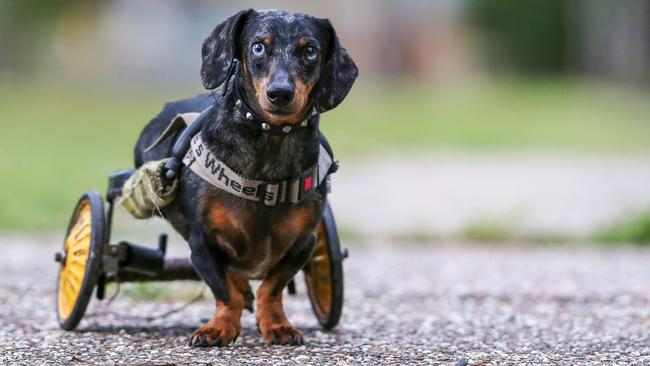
<box><xmin>251</xmin><ymin>43</ymin><xmax>265</xmax><ymax>57</ymax></box>
<box><xmin>305</xmin><ymin>46</ymin><xmax>318</xmax><ymax>62</ymax></box>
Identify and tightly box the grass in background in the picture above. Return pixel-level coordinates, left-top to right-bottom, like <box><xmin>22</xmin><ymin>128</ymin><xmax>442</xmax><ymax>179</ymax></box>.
<box><xmin>1</xmin><ymin>78</ymin><xmax>650</xmax><ymax>231</ymax></box>
<box><xmin>593</xmin><ymin>211</ymin><xmax>650</xmax><ymax>245</ymax></box>
<box><xmin>461</xmin><ymin>217</ymin><xmax>518</xmax><ymax>243</ymax></box>
<box><xmin>325</xmin><ymin>78</ymin><xmax>650</xmax><ymax>155</ymax></box>
<box><xmin>0</xmin><ymin>83</ymin><xmax>164</xmax><ymax>231</ymax></box>
<box><xmin>114</xmin><ymin>282</ymin><xmax>206</xmax><ymax>302</ymax></box>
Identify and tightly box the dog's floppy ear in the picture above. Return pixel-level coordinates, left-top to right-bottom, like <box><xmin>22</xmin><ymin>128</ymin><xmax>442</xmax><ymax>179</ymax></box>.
<box><xmin>313</xmin><ymin>19</ymin><xmax>359</xmax><ymax>113</ymax></box>
<box><xmin>201</xmin><ymin>9</ymin><xmax>254</xmax><ymax>90</ymax></box>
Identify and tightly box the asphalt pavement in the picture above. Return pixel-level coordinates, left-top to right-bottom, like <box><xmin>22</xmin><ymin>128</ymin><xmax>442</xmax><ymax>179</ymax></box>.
<box><xmin>1</xmin><ymin>237</ymin><xmax>649</xmax><ymax>365</ymax></box>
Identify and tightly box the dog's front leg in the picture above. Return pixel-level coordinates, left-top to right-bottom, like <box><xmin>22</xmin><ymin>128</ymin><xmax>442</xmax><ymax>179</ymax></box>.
<box><xmin>188</xmin><ymin>228</ymin><xmax>244</xmax><ymax>347</ymax></box>
<box><xmin>256</xmin><ymin>234</ymin><xmax>316</xmax><ymax>345</ymax></box>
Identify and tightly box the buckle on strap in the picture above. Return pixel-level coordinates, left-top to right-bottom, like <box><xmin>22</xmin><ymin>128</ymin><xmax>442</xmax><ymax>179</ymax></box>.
<box><xmin>256</xmin><ymin>183</ymin><xmax>281</xmax><ymax>206</ymax></box>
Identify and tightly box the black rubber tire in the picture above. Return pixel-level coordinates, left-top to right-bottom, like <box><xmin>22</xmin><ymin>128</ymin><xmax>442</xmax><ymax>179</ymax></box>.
<box><xmin>304</xmin><ymin>201</ymin><xmax>344</xmax><ymax>330</ymax></box>
<box><xmin>56</xmin><ymin>191</ymin><xmax>105</xmax><ymax>331</ymax></box>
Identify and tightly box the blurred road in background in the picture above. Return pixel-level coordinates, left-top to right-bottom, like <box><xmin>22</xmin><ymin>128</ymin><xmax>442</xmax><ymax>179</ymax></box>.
<box><xmin>3</xmin><ymin>236</ymin><xmax>649</xmax><ymax>365</ymax></box>
<box><xmin>332</xmin><ymin>153</ymin><xmax>650</xmax><ymax>238</ymax></box>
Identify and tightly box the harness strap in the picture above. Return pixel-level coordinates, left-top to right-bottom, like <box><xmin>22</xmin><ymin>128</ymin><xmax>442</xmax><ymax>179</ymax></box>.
<box><xmin>182</xmin><ymin>133</ymin><xmax>332</xmax><ymax>206</ymax></box>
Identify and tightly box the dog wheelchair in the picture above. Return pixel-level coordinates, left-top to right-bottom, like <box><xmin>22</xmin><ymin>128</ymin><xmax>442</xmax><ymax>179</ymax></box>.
<box><xmin>54</xmin><ymin>109</ymin><xmax>347</xmax><ymax>332</ymax></box>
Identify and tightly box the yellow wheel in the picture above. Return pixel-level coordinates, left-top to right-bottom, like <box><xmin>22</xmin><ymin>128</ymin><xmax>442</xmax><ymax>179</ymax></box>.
<box><xmin>304</xmin><ymin>202</ymin><xmax>344</xmax><ymax>330</ymax></box>
<box><xmin>56</xmin><ymin>191</ymin><xmax>105</xmax><ymax>330</ymax></box>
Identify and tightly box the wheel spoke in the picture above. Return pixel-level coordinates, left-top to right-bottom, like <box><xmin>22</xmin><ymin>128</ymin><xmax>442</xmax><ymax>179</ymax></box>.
<box><xmin>69</xmin><ymin>257</ymin><xmax>87</xmax><ymax>266</ymax></box>
<box><xmin>69</xmin><ymin>227</ymin><xmax>91</xmax><ymax>246</ymax></box>
<box><xmin>65</xmin><ymin>276</ymin><xmax>78</xmax><ymax>292</ymax></box>
<box><xmin>63</xmin><ymin>279</ymin><xmax>76</xmax><ymax>300</ymax></box>
<box><xmin>68</xmin><ymin>261</ymin><xmax>86</xmax><ymax>279</ymax></box>
<box><xmin>65</xmin><ymin>267</ymin><xmax>84</xmax><ymax>283</ymax></box>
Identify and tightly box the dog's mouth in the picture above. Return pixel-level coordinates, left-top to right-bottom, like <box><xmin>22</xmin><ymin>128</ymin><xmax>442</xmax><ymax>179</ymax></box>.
<box><xmin>263</xmin><ymin>107</ymin><xmax>294</xmax><ymax>116</ymax></box>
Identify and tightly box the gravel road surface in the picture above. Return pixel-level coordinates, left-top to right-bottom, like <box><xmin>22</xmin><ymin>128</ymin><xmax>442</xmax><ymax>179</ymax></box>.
<box><xmin>2</xmin><ymin>237</ymin><xmax>649</xmax><ymax>365</ymax></box>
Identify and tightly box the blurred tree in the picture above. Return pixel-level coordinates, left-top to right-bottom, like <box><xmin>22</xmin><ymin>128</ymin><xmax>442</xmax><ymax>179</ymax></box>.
<box><xmin>0</xmin><ymin>0</ymin><xmax>100</xmax><ymax>73</ymax></box>
<box><xmin>570</xmin><ymin>0</ymin><xmax>650</xmax><ymax>86</ymax></box>
<box><xmin>466</xmin><ymin>0</ymin><xmax>570</xmax><ymax>74</ymax></box>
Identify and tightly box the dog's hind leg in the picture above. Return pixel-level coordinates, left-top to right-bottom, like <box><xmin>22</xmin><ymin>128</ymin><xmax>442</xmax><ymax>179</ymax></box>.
<box><xmin>187</xmin><ymin>229</ymin><xmax>243</xmax><ymax>347</ymax></box>
<box><xmin>256</xmin><ymin>233</ymin><xmax>316</xmax><ymax>345</ymax></box>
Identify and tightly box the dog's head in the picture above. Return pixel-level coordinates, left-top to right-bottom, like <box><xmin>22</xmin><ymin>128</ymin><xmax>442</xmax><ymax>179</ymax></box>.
<box><xmin>201</xmin><ymin>9</ymin><xmax>358</xmax><ymax>125</ymax></box>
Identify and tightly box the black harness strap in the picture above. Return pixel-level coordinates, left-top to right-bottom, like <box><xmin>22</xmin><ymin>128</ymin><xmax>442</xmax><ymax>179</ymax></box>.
<box><xmin>162</xmin><ymin>105</ymin><xmax>213</xmax><ymax>182</ymax></box>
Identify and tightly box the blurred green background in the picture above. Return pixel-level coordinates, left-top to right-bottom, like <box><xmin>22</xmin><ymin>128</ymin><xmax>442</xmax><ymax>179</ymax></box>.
<box><xmin>1</xmin><ymin>0</ymin><xmax>649</xmax><ymax>243</ymax></box>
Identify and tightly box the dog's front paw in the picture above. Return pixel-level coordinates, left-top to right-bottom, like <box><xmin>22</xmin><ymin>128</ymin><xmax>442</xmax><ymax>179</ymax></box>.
<box><xmin>259</xmin><ymin>322</ymin><xmax>304</xmax><ymax>345</ymax></box>
<box><xmin>189</xmin><ymin>321</ymin><xmax>239</xmax><ymax>347</ymax></box>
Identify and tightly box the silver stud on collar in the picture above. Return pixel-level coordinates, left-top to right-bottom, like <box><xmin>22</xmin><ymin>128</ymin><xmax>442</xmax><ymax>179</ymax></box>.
<box><xmin>235</xmin><ymin>99</ymin><xmax>242</xmax><ymax>107</ymax></box>
<box><xmin>261</xmin><ymin>123</ymin><xmax>270</xmax><ymax>130</ymax></box>
<box><xmin>300</xmin><ymin>120</ymin><xmax>308</xmax><ymax>127</ymax></box>
<box><xmin>245</xmin><ymin>112</ymin><xmax>253</xmax><ymax>120</ymax></box>
<box><xmin>311</xmin><ymin>109</ymin><xmax>318</xmax><ymax>117</ymax></box>
<box><xmin>282</xmin><ymin>126</ymin><xmax>292</xmax><ymax>133</ymax></box>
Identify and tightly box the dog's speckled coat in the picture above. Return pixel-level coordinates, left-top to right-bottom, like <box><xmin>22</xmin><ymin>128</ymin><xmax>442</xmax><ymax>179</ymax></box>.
<box><xmin>133</xmin><ymin>9</ymin><xmax>357</xmax><ymax>347</ymax></box>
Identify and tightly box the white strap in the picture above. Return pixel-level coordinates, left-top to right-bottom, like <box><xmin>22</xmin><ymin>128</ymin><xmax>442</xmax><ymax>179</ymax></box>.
<box><xmin>183</xmin><ymin>133</ymin><xmax>332</xmax><ymax>206</ymax></box>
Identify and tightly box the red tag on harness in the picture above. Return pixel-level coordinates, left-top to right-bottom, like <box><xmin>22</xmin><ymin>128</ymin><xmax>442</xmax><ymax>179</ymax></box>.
<box><xmin>303</xmin><ymin>176</ymin><xmax>313</xmax><ymax>191</ymax></box>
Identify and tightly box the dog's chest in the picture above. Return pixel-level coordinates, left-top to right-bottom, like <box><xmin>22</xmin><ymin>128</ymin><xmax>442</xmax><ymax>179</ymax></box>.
<box><xmin>203</xmin><ymin>197</ymin><xmax>318</xmax><ymax>278</ymax></box>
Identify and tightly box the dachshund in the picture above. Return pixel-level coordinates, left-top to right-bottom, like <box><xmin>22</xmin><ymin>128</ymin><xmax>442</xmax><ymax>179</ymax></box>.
<box><xmin>133</xmin><ymin>9</ymin><xmax>358</xmax><ymax>347</ymax></box>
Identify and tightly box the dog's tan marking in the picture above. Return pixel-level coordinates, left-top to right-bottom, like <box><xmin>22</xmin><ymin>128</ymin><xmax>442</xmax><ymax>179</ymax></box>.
<box><xmin>274</xmin><ymin>202</ymin><xmax>314</xmax><ymax>244</ymax></box>
<box><xmin>206</xmin><ymin>202</ymin><xmax>247</xmax><ymax>260</ymax></box>
<box><xmin>290</xmin><ymin>78</ymin><xmax>312</xmax><ymax>121</ymax></box>
<box><xmin>190</xmin><ymin>270</ymin><xmax>244</xmax><ymax>347</ymax></box>
<box><xmin>230</xmin><ymin>270</ymin><xmax>254</xmax><ymax>312</ymax></box>
<box><xmin>256</xmin><ymin>275</ymin><xmax>303</xmax><ymax>345</ymax></box>
<box><xmin>253</xmin><ymin>72</ymin><xmax>273</xmax><ymax>115</ymax></box>
<box><xmin>205</xmin><ymin>199</ymin><xmax>317</xmax><ymax>279</ymax></box>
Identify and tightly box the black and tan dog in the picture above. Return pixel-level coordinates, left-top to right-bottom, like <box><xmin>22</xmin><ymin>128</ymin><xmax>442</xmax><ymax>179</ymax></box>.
<box><xmin>133</xmin><ymin>9</ymin><xmax>357</xmax><ymax>347</ymax></box>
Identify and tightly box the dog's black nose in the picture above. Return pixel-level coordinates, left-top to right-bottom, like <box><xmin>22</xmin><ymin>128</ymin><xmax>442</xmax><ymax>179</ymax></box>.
<box><xmin>267</xmin><ymin>84</ymin><xmax>294</xmax><ymax>106</ymax></box>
